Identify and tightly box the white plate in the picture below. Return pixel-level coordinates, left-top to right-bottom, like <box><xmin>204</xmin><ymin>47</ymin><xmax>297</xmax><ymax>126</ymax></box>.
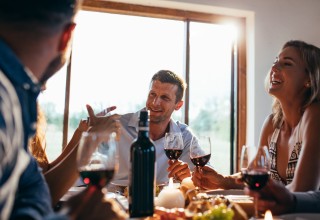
<box><xmin>110</xmin><ymin>179</ymin><xmax>128</xmax><ymax>187</ymax></box>
<box><xmin>278</xmin><ymin>213</ymin><xmax>320</xmax><ymax>220</ymax></box>
<box><xmin>68</xmin><ymin>186</ymin><xmax>86</xmax><ymax>193</ymax></box>
<box><xmin>60</xmin><ymin>186</ymin><xmax>86</xmax><ymax>201</ymax></box>
<box><xmin>205</xmin><ymin>189</ymin><xmax>253</xmax><ymax>203</ymax></box>
<box><xmin>110</xmin><ymin>179</ymin><xmax>167</xmax><ymax>187</ymax></box>
<box><xmin>112</xmin><ymin>193</ymin><xmax>128</xmax><ymax>211</ymax></box>
<box><xmin>205</xmin><ymin>189</ymin><xmax>246</xmax><ymax>196</ymax></box>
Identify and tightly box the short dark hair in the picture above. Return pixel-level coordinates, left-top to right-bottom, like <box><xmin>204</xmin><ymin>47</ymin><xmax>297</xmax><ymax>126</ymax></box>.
<box><xmin>0</xmin><ymin>0</ymin><xmax>82</xmax><ymax>30</ymax></box>
<box><xmin>151</xmin><ymin>70</ymin><xmax>187</xmax><ymax>103</ymax></box>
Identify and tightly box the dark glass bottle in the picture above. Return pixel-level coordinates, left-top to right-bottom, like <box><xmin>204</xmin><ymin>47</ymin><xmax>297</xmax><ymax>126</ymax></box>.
<box><xmin>129</xmin><ymin>110</ymin><xmax>156</xmax><ymax>218</ymax></box>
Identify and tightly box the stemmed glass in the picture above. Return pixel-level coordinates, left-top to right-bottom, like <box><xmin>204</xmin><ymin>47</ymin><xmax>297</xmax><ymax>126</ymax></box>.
<box><xmin>164</xmin><ymin>132</ymin><xmax>184</xmax><ymax>183</ymax></box>
<box><xmin>240</xmin><ymin>145</ymin><xmax>270</xmax><ymax>219</ymax></box>
<box><xmin>77</xmin><ymin>131</ymin><xmax>118</xmax><ymax>193</ymax></box>
<box><xmin>189</xmin><ymin>136</ymin><xmax>211</xmax><ymax>190</ymax></box>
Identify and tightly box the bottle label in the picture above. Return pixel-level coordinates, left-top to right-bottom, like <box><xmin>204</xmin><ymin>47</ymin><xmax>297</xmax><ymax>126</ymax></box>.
<box><xmin>139</xmin><ymin>127</ymin><xmax>149</xmax><ymax>131</ymax></box>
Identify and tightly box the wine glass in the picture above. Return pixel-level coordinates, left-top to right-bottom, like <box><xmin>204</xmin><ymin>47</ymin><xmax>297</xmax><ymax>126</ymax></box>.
<box><xmin>164</xmin><ymin>132</ymin><xmax>184</xmax><ymax>183</ymax></box>
<box><xmin>77</xmin><ymin>131</ymin><xmax>118</xmax><ymax>193</ymax></box>
<box><xmin>240</xmin><ymin>145</ymin><xmax>270</xmax><ymax>219</ymax></box>
<box><xmin>189</xmin><ymin>136</ymin><xmax>211</xmax><ymax>191</ymax></box>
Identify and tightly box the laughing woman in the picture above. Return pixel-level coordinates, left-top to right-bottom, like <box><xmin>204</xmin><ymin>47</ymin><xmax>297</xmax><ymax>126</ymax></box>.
<box><xmin>192</xmin><ymin>40</ymin><xmax>320</xmax><ymax>192</ymax></box>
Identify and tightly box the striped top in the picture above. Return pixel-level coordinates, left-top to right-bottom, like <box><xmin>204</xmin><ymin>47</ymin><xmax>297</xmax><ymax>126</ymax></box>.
<box><xmin>269</xmin><ymin>122</ymin><xmax>302</xmax><ymax>185</ymax></box>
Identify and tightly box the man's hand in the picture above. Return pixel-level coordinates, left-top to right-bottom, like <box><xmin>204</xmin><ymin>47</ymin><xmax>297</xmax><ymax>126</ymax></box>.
<box><xmin>167</xmin><ymin>160</ymin><xmax>191</xmax><ymax>182</ymax></box>
<box><xmin>64</xmin><ymin>186</ymin><xmax>127</xmax><ymax>220</ymax></box>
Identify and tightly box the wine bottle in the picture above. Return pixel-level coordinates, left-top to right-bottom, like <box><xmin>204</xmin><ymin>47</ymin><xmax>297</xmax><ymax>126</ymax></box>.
<box><xmin>129</xmin><ymin>110</ymin><xmax>156</xmax><ymax>218</ymax></box>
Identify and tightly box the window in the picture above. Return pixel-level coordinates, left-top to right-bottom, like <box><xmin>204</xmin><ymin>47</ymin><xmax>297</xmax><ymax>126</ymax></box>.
<box><xmin>39</xmin><ymin>0</ymin><xmax>246</xmax><ymax>174</ymax></box>
<box><xmin>188</xmin><ymin>21</ymin><xmax>236</xmax><ymax>173</ymax></box>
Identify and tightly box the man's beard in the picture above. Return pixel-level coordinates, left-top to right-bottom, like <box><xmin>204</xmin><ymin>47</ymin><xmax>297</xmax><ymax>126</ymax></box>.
<box><xmin>149</xmin><ymin>115</ymin><xmax>165</xmax><ymax>124</ymax></box>
<box><xmin>40</xmin><ymin>52</ymin><xmax>68</xmax><ymax>84</ymax></box>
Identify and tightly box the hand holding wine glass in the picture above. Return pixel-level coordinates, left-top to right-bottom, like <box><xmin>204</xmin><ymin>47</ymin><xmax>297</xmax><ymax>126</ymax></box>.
<box><xmin>190</xmin><ymin>136</ymin><xmax>211</xmax><ymax>170</ymax></box>
<box><xmin>240</xmin><ymin>145</ymin><xmax>270</xmax><ymax>219</ymax></box>
<box><xmin>164</xmin><ymin>132</ymin><xmax>184</xmax><ymax>182</ymax></box>
<box><xmin>77</xmin><ymin>131</ymin><xmax>118</xmax><ymax>191</ymax></box>
<box><xmin>164</xmin><ymin>132</ymin><xmax>184</xmax><ymax>161</ymax></box>
<box><xmin>190</xmin><ymin>136</ymin><xmax>211</xmax><ymax>191</ymax></box>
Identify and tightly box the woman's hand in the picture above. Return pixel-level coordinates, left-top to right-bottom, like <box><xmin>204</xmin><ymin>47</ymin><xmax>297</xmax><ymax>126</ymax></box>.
<box><xmin>167</xmin><ymin>160</ymin><xmax>191</xmax><ymax>182</ymax></box>
<box><xmin>96</xmin><ymin>106</ymin><xmax>117</xmax><ymax>117</ymax></box>
<box><xmin>77</xmin><ymin>119</ymin><xmax>89</xmax><ymax>132</ymax></box>
<box><xmin>86</xmin><ymin>104</ymin><xmax>121</xmax><ymax>136</ymax></box>
<box><xmin>191</xmin><ymin>165</ymin><xmax>226</xmax><ymax>190</ymax></box>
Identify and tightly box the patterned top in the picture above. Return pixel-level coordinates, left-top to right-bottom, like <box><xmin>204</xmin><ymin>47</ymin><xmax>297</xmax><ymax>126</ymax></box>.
<box><xmin>269</xmin><ymin>122</ymin><xmax>302</xmax><ymax>185</ymax></box>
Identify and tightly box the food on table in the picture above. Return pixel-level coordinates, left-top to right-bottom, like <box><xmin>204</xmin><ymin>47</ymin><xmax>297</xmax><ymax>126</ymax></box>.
<box><xmin>181</xmin><ymin>177</ymin><xmax>196</xmax><ymax>190</ymax></box>
<box><xmin>192</xmin><ymin>203</ymin><xmax>234</xmax><ymax>220</ymax></box>
<box><xmin>116</xmin><ymin>180</ymin><xmax>251</xmax><ymax>219</ymax></box>
<box><xmin>185</xmin><ymin>194</ymin><xmax>248</xmax><ymax>220</ymax></box>
<box><xmin>152</xmin><ymin>207</ymin><xmax>186</xmax><ymax>220</ymax></box>
<box><xmin>123</xmin><ymin>185</ymin><xmax>163</xmax><ymax>197</ymax></box>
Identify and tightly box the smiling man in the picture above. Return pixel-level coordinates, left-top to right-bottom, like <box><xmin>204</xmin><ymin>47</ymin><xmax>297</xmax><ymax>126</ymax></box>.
<box><xmin>114</xmin><ymin>70</ymin><xmax>198</xmax><ymax>183</ymax></box>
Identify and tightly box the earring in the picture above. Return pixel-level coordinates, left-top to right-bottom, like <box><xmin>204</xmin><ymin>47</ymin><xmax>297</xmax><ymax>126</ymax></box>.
<box><xmin>306</xmin><ymin>83</ymin><xmax>310</xmax><ymax>87</ymax></box>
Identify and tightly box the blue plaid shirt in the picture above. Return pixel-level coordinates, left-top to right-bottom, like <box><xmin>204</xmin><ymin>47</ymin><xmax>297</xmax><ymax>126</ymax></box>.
<box><xmin>0</xmin><ymin>39</ymin><xmax>53</xmax><ymax>219</ymax></box>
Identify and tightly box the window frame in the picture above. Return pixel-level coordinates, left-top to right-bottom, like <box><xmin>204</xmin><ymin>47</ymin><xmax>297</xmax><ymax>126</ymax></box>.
<box><xmin>62</xmin><ymin>0</ymin><xmax>247</xmax><ymax>173</ymax></box>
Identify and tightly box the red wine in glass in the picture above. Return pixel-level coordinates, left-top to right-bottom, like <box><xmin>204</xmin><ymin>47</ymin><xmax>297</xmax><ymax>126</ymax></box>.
<box><xmin>190</xmin><ymin>136</ymin><xmax>211</xmax><ymax>169</ymax></box>
<box><xmin>190</xmin><ymin>154</ymin><xmax>211</xmax><ymax>167</ymax></box>
<box><xmin>241</xmin><ymin>169</ymin><xmax>269</xmax><ymax>190</ymax></box>
<box><xmin>190</xmin><ymin>136</ymin><xmax>211</xmax><ymax>191</ymax></box>
<box><xmin>164</xmin><ymin>132</ymin><xmax>184</xmax><ymax>182</ymax></box>
<box><xmin>77</xmin><ymin>132</ymin><xmax>118</xmax><ymax>191</ymax></box>
<box><xmin>80</xmin><ymin>169</ymin><xmax>115</xmax><ymax>188</ymax></box>
<box><xmin>164</xmin><ymin>149</ymin><xmax>183</xmax><ymax>160</ymax></box>
<box><xmin>240</xmin><ymin>145</ymin><xmax>271</xmax><ymax>219</ymax></box>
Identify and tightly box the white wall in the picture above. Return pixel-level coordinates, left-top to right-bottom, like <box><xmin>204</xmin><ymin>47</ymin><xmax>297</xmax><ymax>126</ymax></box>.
<box><xmin>110</xmin><ymin>0</ymin><xmax>320</xmax><ymax>145</ymax></box>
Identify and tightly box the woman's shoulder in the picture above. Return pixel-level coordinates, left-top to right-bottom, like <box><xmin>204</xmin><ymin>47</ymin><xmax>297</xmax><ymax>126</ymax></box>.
<box><xmin>302</xmin><ymin>102</ymin><xmax>320</xmax><ymax>123</ymax></box>
<box><xmin>258</xmin><ymin>114</ymin><xmax>275</xmax><ymax>147</ymax></box>
<box><xmin>303</xmin><ymin>101</ymin><xmax>320</xmax><ymax>118</ymax></box>
<box><xmin>305</xmin><ymin>101</ymin><xmax>320</xmax><ymax>111</ymax></box>
<box><xmin>263</xmin><ymin>114</ymin><xmax>275</xmax><ymax>129</ymax></box>
<box><xmin>265</xmin><ymin>113</ymin><xmax>274</xmax><ymax>122</ymax></box>
<box><xmin>260</xmin><ymin>114</ymin><xmax>275</xmax><ymax>137</ymax></box>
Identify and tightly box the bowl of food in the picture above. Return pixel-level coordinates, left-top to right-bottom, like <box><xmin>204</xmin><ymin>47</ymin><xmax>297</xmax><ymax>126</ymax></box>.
<box><xmin>109</xmin><ymin>180</ymin><xmax>166</xmax><ymax>197</ymax></box>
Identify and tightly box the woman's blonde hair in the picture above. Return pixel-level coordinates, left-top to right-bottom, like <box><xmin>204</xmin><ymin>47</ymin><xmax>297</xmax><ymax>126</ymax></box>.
<box><xmin>28</xmin><ymin>102</ymin><xmax>49</xmax><ymax>170</ymax></box>
<box><xmin>265</xmin><ymin>40</ymin><xmax>320</xmax><ymax>128</ymax></box>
